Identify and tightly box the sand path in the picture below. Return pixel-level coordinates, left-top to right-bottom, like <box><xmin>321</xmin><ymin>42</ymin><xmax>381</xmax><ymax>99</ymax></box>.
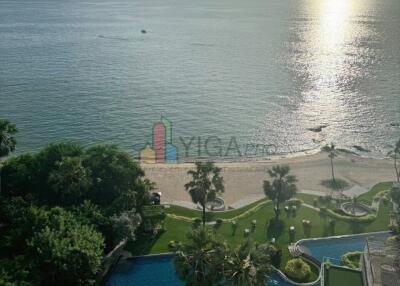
<box><xmin>142</xmin><ymin>153</ymin><xmax>396</xmax><ymax>208</ymax></box>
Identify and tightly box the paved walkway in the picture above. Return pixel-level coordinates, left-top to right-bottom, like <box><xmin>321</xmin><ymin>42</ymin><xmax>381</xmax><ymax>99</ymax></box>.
<box><xmin>342</xmin><ymin>185</ymin><xmax>370</xmax><ymax>198</ymax></box>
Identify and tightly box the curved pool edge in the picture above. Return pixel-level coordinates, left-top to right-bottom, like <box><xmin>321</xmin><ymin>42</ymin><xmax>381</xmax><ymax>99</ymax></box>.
<box><xmin>272</xmin><ymin>265</ymin><xmax>321</xmax><ymax>286</ymax></box>
<box><xmin>285</xmin><ymin>231</ymin><xmax>392</xmax><ymax>286</ymax></box>
<box><xmin>294</xmin><ymin>230</ymin><xmax>390</xmax><ymax>249</ymax></box>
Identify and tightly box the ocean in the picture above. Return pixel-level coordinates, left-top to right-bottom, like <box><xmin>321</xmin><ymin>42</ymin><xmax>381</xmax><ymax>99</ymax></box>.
<box><xmin>1</xmin><ymin>0</ymin><xmax>399</xmax><ymax>161</ymax></box>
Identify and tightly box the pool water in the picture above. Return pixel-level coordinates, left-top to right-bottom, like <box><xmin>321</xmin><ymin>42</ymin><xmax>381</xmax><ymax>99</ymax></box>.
<box><xmin>105</xmin><ymin>255</ymin><xmax>293</xmax><ymax>286</ymax></box>
<box><xmin>298</xmin><ymin>232</ymin><xmax>390</xmax><ymax>263</ymax></box>
<box><xmin>105</xmin><ymin>255</ymin><xmax>184</xmax><ymax>286</ymax></box>
<box><xmin>105</xmin><ymin>232</ymin><xmax>389</xmax><ymax>286</ymax></box>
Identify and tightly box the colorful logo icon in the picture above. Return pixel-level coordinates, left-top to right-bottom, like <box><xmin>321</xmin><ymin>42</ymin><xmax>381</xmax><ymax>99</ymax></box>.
<box><xmin>139</xmin><ymin>116</ymin><xmax>177</xmax><ymax>163</ymax></box>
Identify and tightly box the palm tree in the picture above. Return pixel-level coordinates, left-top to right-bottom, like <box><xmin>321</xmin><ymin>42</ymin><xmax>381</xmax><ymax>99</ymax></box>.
<box><xmin>322</xmin><ymin>143</ymin><xmax>338</xmax><ymax>185</ymax></box>
<box><xmin>185</xmin><ymin>162</ymin><xmax>224</xmax><ymax>226</ymax></box>
<box><xmin>224</xmin><ymin>241</ymin><xmax>272</xmax><ymax>286</ymax></box>
<box><xmin>392</xmin><ymin>139</ymin><xmax>400</xmax><ymax>183</ymax></box>
<box><xmin>351</xmin><ymin>196</ymin><xmax>358</xmax><ymax>215</ymax></box>
<box><xmin>170</xmin><ymin>228</ymin><xmax>226</xmax><ymax>286</ymax></box>
<box><xmin>47</xmin><ymin>157</ymin><xmax>92</xmax><ymax>205</ymax></box>
<box><xmin>0</xmin><ymin>119</ymin><xmax>18</xmax><ymax>197</ymax></box>
<box><xmin>263</xmin><ymin>165</ymin><xmax>297</xmax><ymax>220</ymax></box>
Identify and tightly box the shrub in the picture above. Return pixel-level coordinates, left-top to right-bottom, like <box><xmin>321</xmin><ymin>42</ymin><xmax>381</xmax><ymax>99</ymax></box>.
<box><xmin>287</xmin><ymin>198</ymin><xmax>303</xmax><ymax>208</ymax></box>
<box><xmin>341</xmin><ymin>252</ymin><xmax>361</xmax><ymax>269</ymax></box>
<box><xmin>313</xmin><ymin>198</ymin><xmax>318</xmax><ymax>207</ymax></box>
<box><xmin>321</xmin><ymin>207</ymin><xmax>376</xmax><ymax>223</ymax></box>
<box><xmin>284</xmin><ymin>258</ymin><xmax>311</xmax><ymax>282</ymax></box>
<box><xmin>387</xmin><ymin>235</ymin><xmax>400</xmax><ymax>243</ymax></box>
<box><xmin>193</xmin><ymin>218</ymin><xmax>202</xmax><ymax>228</ymax></box>
<box><xmin>319</xmin><ymin>207</ymin><xmax>327</xmax><ymax>214</ymax></box>
<box><xmin>214</xmin><ymin>218</ymin><xmax>223</xmax><ymax>229</ymax></box>
<box><xmin>261</xmin><ymin>244</ymin><xmax>282</xmax><ymax>268</ymax></box>
<box><xmin>231</xmin><ymin>220</ymin><xmax>238</xmax><ymax>235</ymax></box>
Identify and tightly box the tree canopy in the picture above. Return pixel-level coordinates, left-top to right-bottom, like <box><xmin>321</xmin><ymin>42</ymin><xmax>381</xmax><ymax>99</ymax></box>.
<box><xmin>185</xmin><ymin>162</ymin><xmax>224</xmax><ymax>226</ymax></box>
<box><xmin>263</xmin><ymin>165</ymin><xmax>297</xmax><ymax>220</ymax></box>
<box><xmin>0</xmin><ymin>140</ymin><xmax>154</xmax><ymax>285</ymax></box>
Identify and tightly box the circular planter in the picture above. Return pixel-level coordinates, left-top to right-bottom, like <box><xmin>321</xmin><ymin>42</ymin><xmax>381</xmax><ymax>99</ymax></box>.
<box><xmin>340</xmin><ymin>202</ymin><xmax>371</xmax><ymax>217</ymax></box>
<box><xmin>204</xmin><ymin>197</ymin><xmax>225</xmax><ymax>211</ymax></box>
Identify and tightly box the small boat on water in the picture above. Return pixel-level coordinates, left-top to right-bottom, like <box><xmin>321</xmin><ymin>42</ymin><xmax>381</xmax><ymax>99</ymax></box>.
<box><xmin>141</xmin><ymin>29</ymin><xmax>147</xmax><ymax>34</ymax></box>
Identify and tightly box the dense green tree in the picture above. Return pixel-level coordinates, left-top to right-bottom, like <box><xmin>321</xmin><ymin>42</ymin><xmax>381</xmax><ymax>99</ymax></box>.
<box><xmin>322</xmin><ymin>143</ymin><xmax>338</xmax><ymax>184</ymax></box>
<box><xmin>170</xmin><ymin>228</ymin><xmax>227</xmax><ymax>286</ymax></box>
<box><xmin>47</xmin><ymin>157</ymin><xmax>92</xmax><ymax>206</ymax></box>
<box><xmin>1</xmin><ymin>200</ymin><xmax>51</xmax><ymax>255</ymax></box>
<box><xmin>111</xmin><ymin>210</ymin><xmax>141</xmax><ymax>243</ymax></box>
<box><xmin>0</xmin><ymin>119</ymin><xmax>18</xmax><ymax>198</ymax></box>
<box><xmin>0</xmin><ymin>142</ymin><xmax>156</xmax><ymax>284</ymax></box>
<box><xmin>28</xmin><ymin>210</ymin><xmax>104</xmax><ymax>286</ymax></box>
<box><xmin>0</xmin><ymin>154</ymin><xmax>38</xmax><ymax>199</ymax></box>
<box><xmin>389</xmin><ymin>139</ymin><xmax>400</xmax><ymax>182</ymax></box>
<box><xmin>185</xmin><ymin>162</ymin><xmax>224</xmax><ymax>226</ymax></box>
<box><xmin>0</xmin><ymin>256</ymin><xmax>38</xmax><ymax>286</ymax></box>
<box><xmin>83</xmin><ymin>145</ymin><xmax>147</xmax><ymax>206</ymax></box>
<box><xmin>1</xmin><ymin>143</ymin><xmax>83</xmax><ymax>203</ymax></box>
<box><xmin>224</xmin><ymin>241</ymin><xmax>272</xmax><ymax>286</ymax></box>
<box><xmin>72</xmin><ymin>201</ymin><xmax>114</xmax><ymax>250</ymax></box>
<box><xmin>263</xmin><ymin>165</ymin><xmax>297</xmax><ymax>220</ymax></box>
<box><xmin>391</xmin><ymin>185</ymin><xmax>400</xmax><ymax>208</ymax></box>
<box><xmin>107</xmin><ymin>190</ymin><xmax>137</xmax><ymax>215</ymax></box>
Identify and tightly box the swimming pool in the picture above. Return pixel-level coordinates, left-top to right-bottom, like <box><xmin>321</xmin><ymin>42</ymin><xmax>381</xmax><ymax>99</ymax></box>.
<box><xmin>104</xmin><ymin>254</ymin><xmax>296</xmax><ymax>286</ymax></box>
<box><xmin>105</xmin><ymin>232</ymin><xmax>390</xmax><ymax>286</ymax></box>
<box><xmin>297</xmin><ymin>231</ymin><xmax>390</xmax><ymax>263</ymax></box>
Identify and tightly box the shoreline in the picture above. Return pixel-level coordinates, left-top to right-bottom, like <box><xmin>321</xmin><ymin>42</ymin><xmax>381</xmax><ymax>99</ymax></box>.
<box><xmin>143</xmin><ymin>152</ymin><xmax>396</xmax><ymax>207</ymax></box>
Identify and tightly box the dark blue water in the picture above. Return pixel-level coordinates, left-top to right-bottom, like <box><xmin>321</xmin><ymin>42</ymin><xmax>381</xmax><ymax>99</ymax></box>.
<box><xmin>1</xmin><ymin>0</ymin><xmax>400</xmax><ymax>161</ymax></box>
<box><xmin>105</xmin><ymin>233</ymin><xmax>390</xmax><ymax>285</ymax></box>
<box><xmin>299</xmin><ymin>232</ymin><xmax>390</xmax><ymax>263</ymax></box>
<box><xmin>105</xmin><ymin>254</ymin><xmax>294</xmax><ymax>286</ymax></box>
<box><xmin>105</xmin><ymin>255</ymin><xmax>184</xmax><ymax>286</ymax></box>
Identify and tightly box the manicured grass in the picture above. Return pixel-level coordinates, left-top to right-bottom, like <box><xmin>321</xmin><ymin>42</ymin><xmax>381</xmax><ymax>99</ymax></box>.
<box><xmin>129</xmin><ymin>200</ymin><xmax>391</xmax><ymax>268</ymax></box>
<box><xmin>127</xmin><ymin>183</ymin><xmax>392</xmax><ymax>281</ymax></box>
<box><xmin>164</xmin><ymin>198</ymin><xmax>269</xmax><ymax>221</ymax></box>
<box><xmin>324</xmin><ymin>265</ymin><xmax>363</xmax><ymax>286</ymax></box>
<box><xmin>358</xmin><ymin>182</ymin><xmax>393</xmax><ymax>204</ymax></box>
<box><xmin>295</xmin><ymin>193</ymin><xmax>342</xmax><ymax>208</ymax></box>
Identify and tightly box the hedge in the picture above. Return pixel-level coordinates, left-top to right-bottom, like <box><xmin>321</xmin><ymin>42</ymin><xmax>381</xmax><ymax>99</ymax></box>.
<box><xmin>284</xmin><ymin>258</ymin><xmax>311</xmax><ymax>283</ymax></box>
<box><xmin>341</xmin><ymin>251</ymin><xmax>361</xmax><ymax>269</ymax></box>
<box><xmin>319</xmin><ymin>207</ymin><xmax>376</xmax><ymax>223</ymax></box>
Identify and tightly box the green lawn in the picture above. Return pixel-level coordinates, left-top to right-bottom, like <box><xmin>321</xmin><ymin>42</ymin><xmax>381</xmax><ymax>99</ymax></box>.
<box><xmin>295</xmin><ymin>193</ymin><xmax>341</xmax><ymax>208</ymax></box>
<box><xmin>323</xmin><ymin>265</ymin><xmax>363</xmax><ymax>286</ymax></box>
<box><xmin>358</xmin><ymin>182</ymin><xmax>393</xmax><ymax>204</ymax></box>
<box><xmin>128</xmin><ymin>183</ymin><xmax>393</xmax><ymax>279</ymax></box>
<box><xmin>164</xmin><ymin>198</ymin><xmax>269</xmax><ymax>221</ymax></box>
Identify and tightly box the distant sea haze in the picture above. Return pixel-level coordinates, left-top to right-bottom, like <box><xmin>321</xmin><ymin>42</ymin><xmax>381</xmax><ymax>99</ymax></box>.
<box><xmin>0</xmin><ymin>0</ymin><xmax>399</xmax><ymax>161</ymax></box>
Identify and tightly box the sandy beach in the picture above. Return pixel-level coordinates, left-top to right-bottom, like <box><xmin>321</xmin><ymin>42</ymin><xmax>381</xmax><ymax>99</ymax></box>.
<box><xmin>143</xmin><ymin>152</ymin><xmax>396</xmax><ymax>208</ymax></box>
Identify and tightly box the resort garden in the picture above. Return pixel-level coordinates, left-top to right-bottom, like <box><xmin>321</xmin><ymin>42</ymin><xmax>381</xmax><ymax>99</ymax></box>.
<box><xmin>128</xmin><ymin>182</ymin><xmax>394</xmax><ymax>282</ymax></box>
<box><xmin>0</xmin><ymin>118</ymin><xmax>399</xmax><ymax>286</ymax></box>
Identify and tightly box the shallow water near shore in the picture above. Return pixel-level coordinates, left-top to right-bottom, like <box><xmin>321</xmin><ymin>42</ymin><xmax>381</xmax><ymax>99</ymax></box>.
<box><xmin>0</xmin><ymin>0</ymin><xmax>399</xmax><ymax>161</ymax></box>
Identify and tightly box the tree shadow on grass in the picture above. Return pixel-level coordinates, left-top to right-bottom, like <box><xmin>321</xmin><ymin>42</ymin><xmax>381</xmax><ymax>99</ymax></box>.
<box><xmin>303</xmin><ymin>226</ymin><xmax>312</xmax><ymax>238</ymax></box>
<box><xmin>266</xmin><ymin>219</ymin><xmax>285</xmax><ymax>240</ymax></box>
<box><xmin>321</xmin><ymin>179</ymin><xmax>349</xmax><ymax>191</ymax></box>
<box><xmin>126</xmin><ymin>232</ymin><xmax>163</xmax><ymax>256</ymax></box>
<box><xmin>350</xmin><ymin>221</ymin><xmax>366</xmax><ymax>234</ymax></box>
